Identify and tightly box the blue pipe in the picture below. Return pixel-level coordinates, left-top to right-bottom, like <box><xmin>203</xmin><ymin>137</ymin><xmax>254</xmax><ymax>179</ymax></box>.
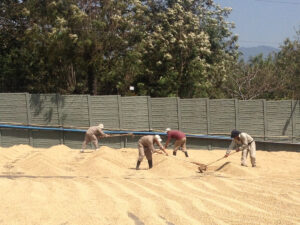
<box><xmin>0</xmin><ymin>124</ymin><xmax>86</xmax><ymax>132</ymax></box>
<box><xmin>0</xmin><ymin>124</ymin><xmax>231</xmax><ymax>140</ymax></box>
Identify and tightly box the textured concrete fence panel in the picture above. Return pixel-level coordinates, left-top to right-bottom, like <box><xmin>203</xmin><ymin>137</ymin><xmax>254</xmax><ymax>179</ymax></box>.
<box><xmin>1</xmin><ymin>128</ymin><xmax>30</xmax><ymax>147</ymax></box>
<box><xmin>121</xmin><ymin>96</ymin><xmax>149</xmax><ymax>130</ymax></box>
<box><xmin>30</xmin><ymin>94</ymin><xmax>60</xmax><ymax>126</ymax></box>
<box><xmin>60</xmin><ymin>95</ymin><xmax>89</xmax><ymax>148</ymax></box>
<box><xmin>267</xmin><ymin>101</ymin><xmax>293</xmax><ymax>143</ymax></box>
<box><xmin>209</xmin><ymin>99</ymin><xmax>236</xmax><ymax>135</ymax></box>
<box><xmin>29</xmin><ymin>94</ymin><xmax>61</xmax><ymax>147</ymax></box>
<box><xmin>88</xmin><ymin>95</ymin><xmax>122</xmax><ymax>148</ymax></box>
<box><xmin>0</xmin><ymin>93</ymin><xmax>28</xmax><ymax>124</ymax></box>
<box><xmin>1</xmin><ymin>93</ymin><xmax>300</xmax><ymax>150</ymax></box>
<box><xmin>89</xmin><ymin>95</ymin><xmax>120</xmax><ymax>129</ymax></box>
<box><xmin>0</xmin><ymin>93</ymin><xmax>29</xmax><ymax>147</ymax></box>
<box><xmin>32</xmin><ymin>130</ymin><xmax>61</xmax><ymax>148</ymax></box>
<box><xmin>121</xmin><ymin>96</ymin><xmax>149</xmax><ymax>148</ymax></box>
<box><xmin>295</xmin><ymin>100</ymin><xmax>300</xmax><ymax>143</ymax></box>
<box><xmin>151</xmin><ymin>97</ymin><xmax>179</xmax><ymax>131</ymax></box>
<box><xmin>238</xmin><ymin>100</ymin><xmax>265</xmax><ymax>142</ymax></box>
<box><xmin>180</xmin><ymin>98</ymin><xmax>208</xmax><ymax>134</ymax></box>
<box><xmin>60</xmin><ymin>95</ymin><xmax>90</xmax><ymax>127</ymax></box>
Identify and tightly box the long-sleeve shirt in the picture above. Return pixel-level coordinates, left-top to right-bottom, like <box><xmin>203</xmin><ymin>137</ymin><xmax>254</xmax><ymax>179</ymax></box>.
<box><xmin>139</xmin><ymin>135</ymin><xmax>164</xmax><ymax>150</ymax></box>
<box><xmin>226</xmin><ymin>132</ymin><xmax>254</xmax><ymax>154</ymax></box>
<box><xmin>86</xmin><ymin>126</ymin><xmax>105</xmax><ymax>136</ymax></box>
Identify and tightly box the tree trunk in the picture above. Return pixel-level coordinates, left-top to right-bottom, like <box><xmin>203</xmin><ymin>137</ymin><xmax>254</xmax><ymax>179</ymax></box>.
<box><xmin>88</xmin><ymin>65</ymin><xmax>97</xmax><ymax>95</ymax></box>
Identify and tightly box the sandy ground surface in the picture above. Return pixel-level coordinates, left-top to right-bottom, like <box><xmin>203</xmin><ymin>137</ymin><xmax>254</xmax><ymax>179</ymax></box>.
<box><xmin>0</xmin><ymin>144</ymin><xmax>299</xmax><ymax>225</ymax></box>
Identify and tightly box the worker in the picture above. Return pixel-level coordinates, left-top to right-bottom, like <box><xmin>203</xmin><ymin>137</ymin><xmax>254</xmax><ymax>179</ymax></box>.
<box><xmin>225</xmin><ymin>130</ymin><xmax>256</xmax><ymax>167</ymax></box>
<box><xmin>136</xmin><ymin>135</ymin><xmax>168</xmax><ymax>170</ymax></box>
<box><xmin>164</xmin><ymin>128</ymin><xmax>189</xmax><ymax>157</ymax></box>
<box><xmin>81</xmin><ymin>123</ymin><xmax>110</xmax><ymax>153</ymax></box>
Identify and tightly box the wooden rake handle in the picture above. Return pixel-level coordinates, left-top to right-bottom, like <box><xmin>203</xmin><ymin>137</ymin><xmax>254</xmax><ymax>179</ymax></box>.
<box><xmin>205</xmin><ymin>151</ymin><xmax>238</xmax><ymax>167</ymax></box>
<box><xmin>100</xmin><ymin>133</ymin><xmax>135</xmax><ymax>138</ymax></box>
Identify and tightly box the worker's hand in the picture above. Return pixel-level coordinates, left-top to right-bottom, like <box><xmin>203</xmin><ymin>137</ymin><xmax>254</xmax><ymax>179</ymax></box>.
<box><xmin>224</xmin><ymin>153</ymin><xmax>229</xmax><ymax>158</ymax></box>
<box><xmin>154</xmin><ymin>150</ymin><xmax>163</xmax><ymax>154</ymax></box>
<box><xmin>165</xmin><ymin>152</ymin><xmax>169</xmax><ymax>156</ymax></box>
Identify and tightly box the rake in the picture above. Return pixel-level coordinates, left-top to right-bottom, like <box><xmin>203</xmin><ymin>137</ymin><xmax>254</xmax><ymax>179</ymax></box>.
<box><xmin>197</xmin><ymin>151</ymin><xmax>238</xmax><ymax>173</ymax></box>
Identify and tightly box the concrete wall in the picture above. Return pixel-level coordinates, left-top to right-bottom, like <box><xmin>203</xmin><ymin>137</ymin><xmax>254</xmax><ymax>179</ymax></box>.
<box><xmin>0</xmin><ymin>93</ymin><xmax>299</xmax><ymax>151</ymax></box>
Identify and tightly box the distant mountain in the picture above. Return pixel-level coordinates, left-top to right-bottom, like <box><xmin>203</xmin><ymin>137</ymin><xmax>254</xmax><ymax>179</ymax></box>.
<box><xmin>239</xmin><ymin>45</ymin><xmax>279</xmax><ymax>61</ymax></box>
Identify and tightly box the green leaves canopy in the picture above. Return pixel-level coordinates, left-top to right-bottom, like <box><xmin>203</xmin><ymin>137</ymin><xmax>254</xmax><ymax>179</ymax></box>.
<box><xmin>1</xmin><ymin>0</ymin><xmax>238</xmax><ymax>97</ymax></box>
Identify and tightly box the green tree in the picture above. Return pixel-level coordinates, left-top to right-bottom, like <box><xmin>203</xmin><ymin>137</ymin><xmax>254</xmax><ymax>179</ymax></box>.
<box><xmin>134</xmin><ymin>0</ymin><xmax>238</xmax><ymax>98</ymax></box>
<box><xmin>1</xmin><ymin>0</ymin><xmax>239</xmax><ymax>98</ymax></box>
<box><xmin>0</xmin><ymin>0</ymin><xmax>87</xmax><ymax>93</ymax></box>
<box><xmin>224</xmin><ymin>55</ymin><xmax>277</xmax><ymax>100</ymax></box>
<box><xmin>0</xmin><ymin>0</ymin><xmax>29</xmax><ymax>92</ymax></box>
<box><xmin>76</xmin><ymin>0</ymin><xmax>143</xmax><ymax>95</ymax></box>
<box><xmin>274</xmin><ymin>35</ymin><xmax>300</xmax><ymax>99</ymax></box>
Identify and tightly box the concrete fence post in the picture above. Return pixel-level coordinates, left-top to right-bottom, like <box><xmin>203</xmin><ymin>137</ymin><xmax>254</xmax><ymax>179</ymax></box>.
<box><xmin>291</xmin><ymin>100</ymin><xmax>296</xmax><ymax>143</ymax></box>
<box><xmin>87</xmin><ymin>95</ymin><xmax>92</xmax><ymax>127</ymax></box>
<box><xmin>206</xmin><ymin>98</ymin><xmax>211</xmax><ymax>150</ymax></box>
<box><xmin>56</xmin><ymin>94</ymin><xmax>64</xmax><ymax>144</ymax></box>
<box><xmin>235</xmin><ymin>99</ymin><xmax>239</xmax><ymax>130</ymax></box>
<box><xmin>263</xmin><ymin>99</ymin><xmax>268</xmax><ymax>141</ymax></box>
<box><xmin>25</xmin><ymin>93</ymin><xmax>33</xmax><ymax>146</ymax></box>
<box><xmin>117</xmin><ymin>95</ymin><xmax>124</xmax><ymax>148</ymax></box>
<box><xmin>177</xmin><ymin>97</ymin><xmax>182</xmax><ymax>130</ymax></box>
<box><xmin>147</xmin><ymin>96</ymin><xmax>152</xmax><ymax>131</ymax></box>
<box><xmin>206</xmin><ymin>98</ymin><xmax>210</xmax><ymax>135</ymax></box>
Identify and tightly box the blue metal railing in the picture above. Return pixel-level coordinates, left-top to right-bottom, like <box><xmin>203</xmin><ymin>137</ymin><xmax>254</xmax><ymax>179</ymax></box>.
<box><xmin>0</xmin><ymin>124</ymin><xmax>231</xmax><ymax>140</ymax></box>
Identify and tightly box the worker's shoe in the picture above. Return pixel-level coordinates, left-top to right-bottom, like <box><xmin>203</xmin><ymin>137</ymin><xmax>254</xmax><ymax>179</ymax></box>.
<box><xmin>252</xmin><ymin>165</ymin><xmax>256</xmax><ymax>167</ymax></box>
<box><xmin>148</xmin><ymin>160</ymin><xmax>153</xmax><ymax>169</ymax></box>
<box><xmin>173</xmin><ymin>151</ymin><xmax>177</xmax><ymax>156</ymax></box>
<box><xmin>80</xmin><ymin>149</ymin><xmax>84</xmax><ymax>153</ymax></box>
<box><xmin>136</xmin><ymin>161</ymin><xmax>141</xmax><ymax>170</ymax></box>
<box><xmin>184</xmin><ymin>152</ymin><xmax>189</xmax><ymax>157</ymax></box>
<box><xmin>241</xmin><ymin>164</ymin><xmax>248</xmax><ymax>167</ymax></box>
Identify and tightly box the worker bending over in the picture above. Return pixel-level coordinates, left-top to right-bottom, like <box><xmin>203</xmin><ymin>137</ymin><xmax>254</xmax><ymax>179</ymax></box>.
<box><xmin>164</xmin><ymin>128</ymin><xmax>189</xmax><ymax>157</ymax></box>
<box><xmin>136</xmin><ymin>135</ymin><xmax>168</xmax><ymax>170</ymax></box>
<box><xmin>225</xmin><ymin>130</ymin><xmax>256</xmax><ymax>167</ymax></box>
<box><xmin>81</xmin><ymin>123</ymin><xmax>110</xmax><ymax>153</ymax></box>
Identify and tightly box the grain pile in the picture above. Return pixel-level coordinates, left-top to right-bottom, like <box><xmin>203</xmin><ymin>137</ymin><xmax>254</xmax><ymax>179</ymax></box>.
<box><xmin>0</xmin><ymin>144</ymin><xmax>299</xmax><ymax>225</ymax></box>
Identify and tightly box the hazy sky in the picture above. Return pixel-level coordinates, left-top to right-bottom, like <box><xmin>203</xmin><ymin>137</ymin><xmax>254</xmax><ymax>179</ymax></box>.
<box><xmin>214</xmin><ymin>0</ymin><xmax>300</xmax><ymax>48</ymax></box>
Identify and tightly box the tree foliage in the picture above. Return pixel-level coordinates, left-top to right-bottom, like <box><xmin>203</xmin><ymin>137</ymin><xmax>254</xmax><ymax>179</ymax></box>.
<box><xmin>274</xmin><ymin>36</ymin><xmax>300</xmax><ymax>99</ymax></box>
<box><xmin>0</xmin><ymin>0</ymin><xmax>239</xmax><ymax>97</ymax></box>
<box><xmin>224</xmin><ymin>30</ymin><xmax>300</xmax><ymax>100</ymax></box>
<box><xmin>0</xmin><ymin>0</ymin><xmax>299</xmax><ymax>99</ymax></box>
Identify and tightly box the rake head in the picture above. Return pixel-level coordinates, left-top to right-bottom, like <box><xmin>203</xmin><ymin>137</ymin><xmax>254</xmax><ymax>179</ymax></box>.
<box><xmin>190</xmin><ymin>161</ymin><xmax>207</xmax><ymax>173</ymax></box>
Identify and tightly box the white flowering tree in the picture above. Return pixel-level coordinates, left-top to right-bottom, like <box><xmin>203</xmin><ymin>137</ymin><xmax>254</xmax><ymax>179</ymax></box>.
<box><xmin>0</xmin><ymin>0</ymin><xmax>238</xmax><ymax>96</ymax></box>
<box><xmin>134</xmin><ymin>0</ymin><xmax>238</xmax><ymax>97</ymax></box>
